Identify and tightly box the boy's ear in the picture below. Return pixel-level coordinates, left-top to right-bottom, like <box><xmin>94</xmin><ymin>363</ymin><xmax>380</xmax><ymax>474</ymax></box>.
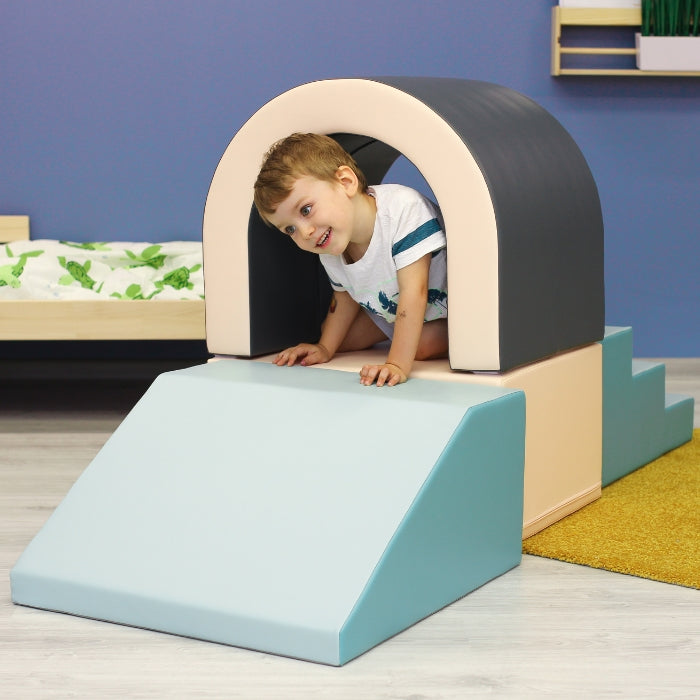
<box><xmin>335</xmin><ymin>166</ymin><xmax>359</xmax><ymax>196</ymax></box>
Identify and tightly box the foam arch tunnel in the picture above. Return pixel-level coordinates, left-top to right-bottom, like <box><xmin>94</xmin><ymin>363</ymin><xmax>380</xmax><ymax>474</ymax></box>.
<box><xmin>203</xmin><ymin>77</ymin><xmax>605</xmax><ymax>371</ymax></box>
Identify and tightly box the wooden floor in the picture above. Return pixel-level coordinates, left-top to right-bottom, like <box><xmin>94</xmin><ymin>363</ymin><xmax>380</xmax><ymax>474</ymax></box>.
<box><xmin>2</xmin><ymin>359</ymin><xmax>699</xmax><ymax>698</ymax></box>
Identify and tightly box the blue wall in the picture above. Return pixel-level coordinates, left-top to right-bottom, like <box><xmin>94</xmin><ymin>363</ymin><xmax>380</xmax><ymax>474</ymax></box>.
<box><xmin>1</xmin><ymin>1</ymin><xmax>698</xmax><ymax>355</ymax></box>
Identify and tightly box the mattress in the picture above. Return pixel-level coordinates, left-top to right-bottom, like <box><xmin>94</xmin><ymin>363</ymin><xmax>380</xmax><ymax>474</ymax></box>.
<box><xmin>0</xmin><ymin>240</ymin><xmax>204</xmax><ymax>301</ymax></box>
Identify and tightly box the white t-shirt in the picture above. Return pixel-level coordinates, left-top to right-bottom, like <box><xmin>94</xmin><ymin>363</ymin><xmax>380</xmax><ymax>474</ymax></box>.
<box><xmin>320</xmin><ymin>184</ymin><xmax>447</xmax><ymax>337</ymax></box>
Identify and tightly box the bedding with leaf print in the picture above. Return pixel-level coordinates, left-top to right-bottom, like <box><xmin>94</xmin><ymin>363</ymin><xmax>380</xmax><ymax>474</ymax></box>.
<box><xmin>0</xmin><ymin>241</ymin><xmax>204</xmax><ymax>300</ymax></box>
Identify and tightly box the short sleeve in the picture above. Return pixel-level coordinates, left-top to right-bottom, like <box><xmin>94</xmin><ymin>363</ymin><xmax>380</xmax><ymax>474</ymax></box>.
<box><xmin>390</xmin><ymin>192</ymin><xmax>446</xmax><ymax>271</ymax></box>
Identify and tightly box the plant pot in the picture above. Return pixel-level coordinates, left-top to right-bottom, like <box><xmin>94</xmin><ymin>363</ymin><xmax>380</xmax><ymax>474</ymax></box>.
<box><xmin>636</xmin><ymin>33</ymin><xmax>700</xmax><ymax>70</ymax></box>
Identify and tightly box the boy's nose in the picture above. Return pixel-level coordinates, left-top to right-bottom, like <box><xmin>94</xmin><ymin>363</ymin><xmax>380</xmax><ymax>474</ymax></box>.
<box><xmin>300</xmin><ymin>222</ymin><xmax>315</xmax><ymax>239</ymax></box>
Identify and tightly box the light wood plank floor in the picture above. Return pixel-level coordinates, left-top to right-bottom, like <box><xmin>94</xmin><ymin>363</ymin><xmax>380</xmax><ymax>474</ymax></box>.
<box><xmin>2</xmin><ymin>359</ymin><xmax>699</xmax><ymax>699</ymax></box>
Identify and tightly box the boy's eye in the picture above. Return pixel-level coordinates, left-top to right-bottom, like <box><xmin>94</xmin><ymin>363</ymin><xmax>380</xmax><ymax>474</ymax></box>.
<box><xmin>284</xmin><ymin>225</ymin><xmax>296</xmax><ymax>236</ymax></box>
<box><xmin>300</xmin><ymin>204</ymin><xmax>311</xmax><ymax>216</ymax></box>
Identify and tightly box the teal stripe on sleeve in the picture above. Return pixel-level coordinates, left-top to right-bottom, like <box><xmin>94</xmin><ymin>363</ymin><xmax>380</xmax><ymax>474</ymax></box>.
<box><xmin>391</xmin><ymin>218</ymin><xmax>442</xmax><ymax>257</ymax></box>
<box><xmin>328</xmin><ymin>276</ymin><xmax>343</xmax><ymax>289</ymax></box>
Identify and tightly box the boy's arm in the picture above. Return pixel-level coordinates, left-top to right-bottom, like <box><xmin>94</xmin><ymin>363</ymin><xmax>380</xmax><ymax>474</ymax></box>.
<box><xmin>360</xmin><ymin>254</ymin><xmax>430</xmax><ymax>387</ymax></box>
<box><xmin>274</xmin><ymin>291</ymin><xmax>359</xmax><ymax>367</ymax></box>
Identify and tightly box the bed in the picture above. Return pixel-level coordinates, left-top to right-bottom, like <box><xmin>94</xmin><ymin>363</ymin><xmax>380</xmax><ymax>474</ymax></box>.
<box><xmin>0</xmin><ymin>216</ymin><xmax>206</xmax><ymax>342</ymax></box>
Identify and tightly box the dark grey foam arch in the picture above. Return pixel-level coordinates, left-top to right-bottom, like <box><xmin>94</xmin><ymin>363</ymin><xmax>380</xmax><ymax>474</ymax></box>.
<box><xmin>204</xmin><ymin>77</ymin><xmax>604</xmax><ymax>371</ymax></box>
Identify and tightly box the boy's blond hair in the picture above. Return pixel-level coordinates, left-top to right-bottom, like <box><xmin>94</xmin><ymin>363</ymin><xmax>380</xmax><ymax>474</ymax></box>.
<box><xmin>253</xmin><ymin>133</ymin><xmax>368</xmax><ymax>224</ymax></box>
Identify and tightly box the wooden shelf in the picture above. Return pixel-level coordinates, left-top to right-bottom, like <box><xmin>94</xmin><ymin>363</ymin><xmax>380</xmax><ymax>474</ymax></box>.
<box><xmin>551</xmin><ymin>6</ymin><xmax>700</xmax><ymax>76</ymax></box>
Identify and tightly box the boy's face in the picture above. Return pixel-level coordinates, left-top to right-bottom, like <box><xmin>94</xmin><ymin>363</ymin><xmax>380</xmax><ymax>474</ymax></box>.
<box><xmin>266</xmin><ymin>171</ymin><xmax>358</xmax><ymax>256</ymax></box>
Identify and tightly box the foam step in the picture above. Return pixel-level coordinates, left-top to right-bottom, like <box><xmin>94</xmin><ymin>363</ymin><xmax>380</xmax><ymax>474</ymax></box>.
<box><xmin>601</xmin><ymin>327</ymin><xmax>694</xmax><ymax>486</ymax></box>
<box><xmin>11</xmin><ymin>360</ymin><xmax>525</xmax><ymax>666</ymax></box>
<box><xmin>665</xmin><ymin>394</ymin><xmax>695</xmax><ymax>448</ymax></box>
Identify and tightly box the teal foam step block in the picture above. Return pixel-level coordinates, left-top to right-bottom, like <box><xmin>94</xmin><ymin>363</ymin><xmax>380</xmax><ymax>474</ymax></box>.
<box><xmin>664</xmin><ymin>394</ymin><xmax>695</xmax><ymax>448</ymax></box>
<box><xmin>601</xmin><ymin>327</ymin><xmax>694</xmax><ymax>486</ymax></box>
<box><xmin>11</xmin><ymin>360</ymin><xmax>525</xmax><ymax>666</ymax></box>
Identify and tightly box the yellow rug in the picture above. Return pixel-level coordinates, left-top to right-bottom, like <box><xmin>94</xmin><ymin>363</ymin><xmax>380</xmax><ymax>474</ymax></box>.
<box><xmin>523</xmin><ymin>429</ymin><xmax>700</xmax><ymax>589</ymax></box>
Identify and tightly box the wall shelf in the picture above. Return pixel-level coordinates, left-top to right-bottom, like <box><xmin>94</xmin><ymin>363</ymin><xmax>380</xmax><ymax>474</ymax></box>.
<box><xmin>551</xmin><ymin>6</ymin><xmax>700</xmax><ymax>76</ymax></box>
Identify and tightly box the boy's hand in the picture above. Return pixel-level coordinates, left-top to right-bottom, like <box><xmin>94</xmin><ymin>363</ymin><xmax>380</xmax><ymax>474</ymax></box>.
<box><xmin>359</xmin><ymin>362</ymin><xmax>407</xmax><ymax>387</ymax></box>
<box><xmin>274</xmin><ymin>343</ymin><xmax>331</xmax><ymax>367</ymax></box>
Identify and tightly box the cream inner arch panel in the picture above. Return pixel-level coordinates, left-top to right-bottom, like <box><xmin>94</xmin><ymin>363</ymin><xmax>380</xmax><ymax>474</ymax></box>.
<box><xmin>203</xmin><ymin>78</ymin><xmax>499</xmax><ymax>367</ymax></box>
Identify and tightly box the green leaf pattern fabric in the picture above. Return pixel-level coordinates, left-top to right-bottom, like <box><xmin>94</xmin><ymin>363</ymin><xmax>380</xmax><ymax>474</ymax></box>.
<box><xmin>0</xmin><ymin>241</ymin><xmax>204</xmax><ymax>300</ymax></box>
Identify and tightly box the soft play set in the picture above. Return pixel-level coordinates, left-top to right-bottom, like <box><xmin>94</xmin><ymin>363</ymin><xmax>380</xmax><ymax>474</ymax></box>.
<box><xmin>11</xmin><ymin>78</ymin><xmax>694</xmax><ymax>666</ymax></box>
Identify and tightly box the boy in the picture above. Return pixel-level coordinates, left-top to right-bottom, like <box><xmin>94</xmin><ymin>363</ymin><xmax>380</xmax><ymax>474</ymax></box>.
<box><xmin>253</xmin><ymin>133</ymin><xmax>448</xmax><ymax>387</ymax></box>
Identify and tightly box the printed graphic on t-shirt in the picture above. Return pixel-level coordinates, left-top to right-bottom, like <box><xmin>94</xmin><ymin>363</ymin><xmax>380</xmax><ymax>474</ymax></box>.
<box><xmin>360</xmin><ymin>285</ymin><xmax>447</xmax><ymax>323</ymax></box>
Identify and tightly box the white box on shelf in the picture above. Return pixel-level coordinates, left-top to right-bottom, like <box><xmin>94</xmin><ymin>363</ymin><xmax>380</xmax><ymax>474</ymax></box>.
<box><xmin>636</xmin><ymin>34</ymin><xmax>700</xmax><ymax>71</ymax></box>
<box><xmin>559</xmin><ymin>1</ymin><xmax>640</xmax><ymax>7</ymax></box>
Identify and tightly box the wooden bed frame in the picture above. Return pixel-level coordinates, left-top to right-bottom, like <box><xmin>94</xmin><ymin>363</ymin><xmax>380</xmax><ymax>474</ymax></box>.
<box><xmin>0</xmin><ymin>216</ymin><xmax>206</xmax><ymax>342</ymax></box>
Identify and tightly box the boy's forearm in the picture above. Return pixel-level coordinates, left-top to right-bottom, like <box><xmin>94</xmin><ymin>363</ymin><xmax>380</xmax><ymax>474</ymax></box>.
<box><xmin>317</xmin><ymin>293</ymin><xmax>359</xmax><ymax>357</ymax></box>
<box><xmin>384</xmin><ymin>253</ymin><xmax>432</xmax><ymax>380</ymax></box>
<box><xmin>385</xmin><ymin>289</ymin><xmax>426</xmax><ymax>378</ymax></box>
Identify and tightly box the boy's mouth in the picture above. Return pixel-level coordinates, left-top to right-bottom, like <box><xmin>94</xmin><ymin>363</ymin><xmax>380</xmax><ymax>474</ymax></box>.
<box><xmin>316</xmin><ymin>229</ymin><xmax>332</xmax><ymax>248</ymax></box>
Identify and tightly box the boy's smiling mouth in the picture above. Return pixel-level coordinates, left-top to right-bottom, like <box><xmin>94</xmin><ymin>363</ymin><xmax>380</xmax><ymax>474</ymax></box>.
<box><xmin>316</xmin><ymin>229</ymin><xmax>332</xmax><ymax>248</ymax></box>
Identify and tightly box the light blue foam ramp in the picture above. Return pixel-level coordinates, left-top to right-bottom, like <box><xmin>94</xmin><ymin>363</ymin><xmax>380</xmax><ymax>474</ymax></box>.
<box><xmin>601</xmin><ymin>326</ymin><xmax>694</xmax><ymax>486</ymax></box>
<box><xmin>11</xmin><ymin>360</ymin><xmax>525</xmax><ymax>666</ymax></box>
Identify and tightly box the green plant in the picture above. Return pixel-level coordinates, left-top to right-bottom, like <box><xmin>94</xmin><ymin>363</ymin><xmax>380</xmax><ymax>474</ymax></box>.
<box><xmin>642</xmin><ymin>0</ymin><xmax>700</xmax><ymax>36</ymax></box>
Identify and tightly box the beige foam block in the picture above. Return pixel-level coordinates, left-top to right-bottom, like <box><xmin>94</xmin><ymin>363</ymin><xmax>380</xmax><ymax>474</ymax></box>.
<box><xmin>252</xmin><ymin>343</ymin><xmax>602</xmax><ymax>538</ymax></box>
